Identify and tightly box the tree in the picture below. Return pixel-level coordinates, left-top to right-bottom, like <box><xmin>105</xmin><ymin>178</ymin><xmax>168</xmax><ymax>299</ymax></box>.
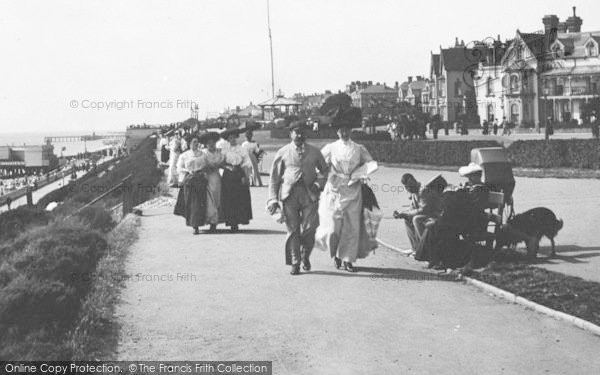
<box><xmin>320</xmin><ymin>93</ymin><xmax>352</xmax><ymax>115</ymax></box>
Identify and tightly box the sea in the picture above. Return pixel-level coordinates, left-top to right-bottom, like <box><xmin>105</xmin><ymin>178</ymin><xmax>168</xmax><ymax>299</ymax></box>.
<box><xmin>0</xmin><ymin>131</ymin><xmax>123</xmax><ymax>157</ymax></box>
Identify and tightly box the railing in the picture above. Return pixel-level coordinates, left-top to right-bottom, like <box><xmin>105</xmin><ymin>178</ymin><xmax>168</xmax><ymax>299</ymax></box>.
<box><xmin>68</xmin><ymin>174</ymin><xmax>134</xmax><ymax>219</ymax></box>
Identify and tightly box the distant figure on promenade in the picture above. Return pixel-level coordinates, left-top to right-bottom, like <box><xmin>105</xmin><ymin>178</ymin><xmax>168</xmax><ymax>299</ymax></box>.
<box><xmin>482</xmin><ymin>120</ymin><xmax>489</xmax><ymax>135</ymax></box>
<box><xmin>220</xmin><ymin>128</ymin><xmax>253</xmax><ymax>232</ymax></box>
<box><xmin>545</xmin><ymin>116</ymin><xmax>554</xmax><ymax>140</ymax></box>
<box><xmin>312</xmin><ymin>119</ymin><xmax>319</xmax><ymax>134</ymax></box>
<box><xmin>431</xmin><ymin>116</ymin><xmax>441</xmax><ymax>139</ymax></box>
<box><xmin>501</xmin><ymin>117</ymin><xmax>511</xmax><ymax>136</ymax></box>
<box><xmin>241</xmin><ymin>129</ymin><xmax>263</xmax><ymax>187</ymax></box>
<box><xmin>590</xmin><ymin>114</ymin><xmax>599</xmax><ymax>139</ymax></box>
<box><xmin>5</xmin><ymin>196</ymin><xmax>11</xmax><ymax>210</ymax></box>
<box><xmin>267</xmin><ymin>121</ymin><xmax>329</xmax><ymax>275</ymax></box>
<box><xmin>167</xmin><ymin>132</ymin><xmax>182</xmax><ymax>187</ymax></box>
<box><xmin>444</xmin><ymin>121</ymin><xmax>449</xmax><ymax>136</ymax></box>
<box><xmin>314</xmin><ymin>112</ymin><xmax>377</xmax><ymax>272</ymax></box>
<box><xmin>160</xmin><ymin>133</ymin><xmax>170</xmax><ymax>163</ymax></box>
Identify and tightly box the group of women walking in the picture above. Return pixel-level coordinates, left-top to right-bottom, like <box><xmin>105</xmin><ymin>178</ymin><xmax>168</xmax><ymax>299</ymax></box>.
<box><xmin>173</xmin><ymin>126</ymin><xmax>255</xmax><ymax>234</ymax></box>
<box><xmin>173</xmin><ymin>115</ymin><xmax>381</xmax><ymax>274</ymax></box>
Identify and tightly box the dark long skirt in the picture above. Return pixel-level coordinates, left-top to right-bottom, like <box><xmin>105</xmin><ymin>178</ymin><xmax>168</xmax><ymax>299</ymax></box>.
<box><xmin>221</xmin><ymin>166</ymin><xmax>252</xmax><ymax>226</ymax></box>
<box><xmin>174</xmin><ymin>172</ymin><xmax>208</xmax><ymax>228</ymax></box>
<box><xmin>160</xmin><ymin>145</ymin><xmax>169</xmax><ymax>163</ymax></box>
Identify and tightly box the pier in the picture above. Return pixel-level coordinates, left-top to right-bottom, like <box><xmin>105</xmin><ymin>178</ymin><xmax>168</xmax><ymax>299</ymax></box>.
<box><xmin>44</xmin><ymin>134</ymin><xmax>126</xmax><ymax>143</ymax></box>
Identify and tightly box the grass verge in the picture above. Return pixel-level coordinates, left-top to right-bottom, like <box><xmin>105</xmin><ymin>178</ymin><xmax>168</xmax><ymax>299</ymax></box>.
<box><xmin>471</xmin><ymin>250</ymin><xmax>600</xmax><ymax>326</ymax></box>
<box><xmin>68</xmin><ymin>214</ymin><xmax>140</xmax><ymax>360</ymax></box>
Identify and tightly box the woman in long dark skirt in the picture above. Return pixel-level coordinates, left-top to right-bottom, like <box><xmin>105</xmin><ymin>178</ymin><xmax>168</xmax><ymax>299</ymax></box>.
<box><xmin>173</xmin><ymin>135</ymin><xmax>209</xmax><ymax>234</ymax></box>
<box><xmin>219</xmin><ymin>128</ymin><xmax>253</xmax><ymax>232</ymax></box>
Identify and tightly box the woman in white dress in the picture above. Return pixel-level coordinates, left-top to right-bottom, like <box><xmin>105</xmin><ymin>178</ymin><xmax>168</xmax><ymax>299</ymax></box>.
<box><xmin>220</xmin><ymin>128</ymin><xmax>253</xmax><ymax>232</ymax></box>
<box><xmin>200</xmin><ymin>131</ymin><xmax>225</xmax><ymax>232</ymax></box>
<box><xmin>315</xmin><ymin>120</ymin><xmax>376</xmax><ymax>272</ymax></box>
<box><xmin>173</xmin><ymin>134</ymin><xmax>209</xmax><ymax>234</ymax></box>
<box><xmin>167</xmin><ymin>132</ymin><xmax>182</xmax><ymax>187</ymax></box>
<box><xmin>241</xmin><ymin>130</ymin><xmax>263</xmax><ymax>187</ymax></box>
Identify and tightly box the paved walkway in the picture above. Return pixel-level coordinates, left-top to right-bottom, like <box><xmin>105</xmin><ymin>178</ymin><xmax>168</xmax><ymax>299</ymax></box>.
<box><xmin>115</xmin><ymin>184</ymin><xmax>600</xmax><ymax>374</ymax></box>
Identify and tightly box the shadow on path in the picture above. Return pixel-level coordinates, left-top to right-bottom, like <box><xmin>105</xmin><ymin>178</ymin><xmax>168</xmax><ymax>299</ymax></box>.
<box><xmin>306</xmin><ymin>267</ymin><xmax>457</xmax><ymax>282</ymax></box>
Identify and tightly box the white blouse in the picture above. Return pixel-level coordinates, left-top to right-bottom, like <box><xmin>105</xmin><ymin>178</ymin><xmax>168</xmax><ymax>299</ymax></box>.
<box><xmin>241</xmin><ymin>141</ymin><xmax>259</xmax><ymax>155</ymax></box>
<box><xmin>224</xmin><ymin>145</ymin><xmax>252</xmax><ymax>168</ymax></box>
<box><xmin>177</xmin><ymin>149</ymin><xmax>205</xmax><ymax>179</ymax></box>
<box><xmin>216</xmin><ymin>138</ymin><xmax>230</xmax><ymax>152</ymax></box>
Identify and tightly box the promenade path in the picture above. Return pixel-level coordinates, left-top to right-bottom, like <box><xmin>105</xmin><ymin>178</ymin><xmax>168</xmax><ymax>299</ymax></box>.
<box><xmin>115</xmin><ymin>183</ymin><xmax>600</xmax><ymax>374</ymax></box>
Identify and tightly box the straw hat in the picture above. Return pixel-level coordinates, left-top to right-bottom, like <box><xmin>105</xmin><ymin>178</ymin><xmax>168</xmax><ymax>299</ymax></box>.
<box><xmin>458</xmin><ymin>162</ymin><xmax>483</xmax><ymax>177</ymax></box>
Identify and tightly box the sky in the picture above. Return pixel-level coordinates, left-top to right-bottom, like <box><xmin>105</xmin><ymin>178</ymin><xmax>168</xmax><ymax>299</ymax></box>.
<box><xmin>1</xmin><ymin>0</ymin><xmax>599</xmax><ymax>133</ymax></box>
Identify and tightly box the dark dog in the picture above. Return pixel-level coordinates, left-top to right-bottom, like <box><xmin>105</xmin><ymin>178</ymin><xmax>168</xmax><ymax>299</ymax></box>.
<box><xmin>495</xmin><ymin>207</ymin><xmax>563</xmax><ymax>258</ymax></box>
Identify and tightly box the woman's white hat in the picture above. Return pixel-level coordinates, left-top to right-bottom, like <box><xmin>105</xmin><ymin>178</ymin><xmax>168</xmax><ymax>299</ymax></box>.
<box><xmin>459</xmin><ymin>162</ymin><xmax>483</xmax><ymax>176</ymax></box>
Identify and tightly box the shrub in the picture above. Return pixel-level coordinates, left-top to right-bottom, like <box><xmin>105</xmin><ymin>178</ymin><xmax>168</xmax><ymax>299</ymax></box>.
<box><xmin>0</xmin><ymin>222</ymin><xmax>107</xmax><ymax>339</ymax></box>
<box><xmin>74</xmin><ymin>206</ymin><xmax>115</xmax><ymax>233</ymax></box>
<box><xmin>0</xmin><ymin>206</ymin><xmax>50</xmax><ymax>243</ymax></box>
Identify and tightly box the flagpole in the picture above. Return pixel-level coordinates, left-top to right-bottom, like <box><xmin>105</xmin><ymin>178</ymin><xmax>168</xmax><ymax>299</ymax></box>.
<box><xmin>267</xmin><ymin>0</ymin><xmax>275</xmax><ymax>98</ymax></box>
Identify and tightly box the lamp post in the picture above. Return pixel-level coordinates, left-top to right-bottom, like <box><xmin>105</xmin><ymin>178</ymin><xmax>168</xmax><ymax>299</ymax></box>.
<box><xmin>544</xmin><ymin>87</ymin><xmax>552</xmax><ymax>140</ymax></box>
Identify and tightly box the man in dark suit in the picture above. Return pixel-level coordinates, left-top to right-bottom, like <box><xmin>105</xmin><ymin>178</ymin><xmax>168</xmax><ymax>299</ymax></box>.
<box><xmin>267</xmin><ymin>121</ymin><xmax>329</xmax><ymax>275</ymax></box>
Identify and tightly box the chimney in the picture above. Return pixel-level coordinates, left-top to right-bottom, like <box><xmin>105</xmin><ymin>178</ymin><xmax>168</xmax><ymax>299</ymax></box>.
<box><xmin>566</xmin><ymin>6</ymin><xmax>582</xmax><ymax>33</ymax></box>
<box><xmin>455</xmin><ymin>37</ymin><xmax>459</xmax><ymax>47</ymax></box>
<box><xmin>394</xmin><ymin>81</ymin><xmax>399</xmax><ymax>90</ymax></box>
<box><xmin>368</xmin><ymin>80</ymin><xmax>373</xmax><ymax>86</ymax></box>
<box><xmin>461</xmin><ymin>40</ymin><xmax>465</xmax><ymax>47</ymax></box>
<box><xmin>408</xmin><ymin>76</ymin><xmax>413</xmax><ymax>83</ymax></box>
<box><xmin>542</xmin><ymin>14</ymin><xmax>559</xmax><ymax>33</ymax></box>
<box><xmin>558</xmin><ymin>22</ymin><xmax>567</xmax><ymax>33</ymax></box>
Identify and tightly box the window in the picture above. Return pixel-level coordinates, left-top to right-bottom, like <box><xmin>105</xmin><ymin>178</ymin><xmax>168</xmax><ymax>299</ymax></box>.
<box><xmin>586</xmin><ymin>41</ymin><xmax>598</xmax><ymax>57</ymax></box>
<box><xmin>487</xmin><ymin>104</ymin><xmax>494</xmax><ymax>121</ymax></box>
<box><xmin>454</xmin><ymin>79</ymin><xmax>462</xmax><ymax>97</ymax></box>
<box><xmin>510</xmin><ymin>75</ymin><xmax>520</xmax><ymax>93</ymax></box>
<box><xmin>487</xmin><ymin>77</ymin><xmax>493</xmax><ymax>96</ymax></box>
<box><xmin>516</xmin><ymin>45</ymin><xmax>523</xmax><ymax>61</ymax></box>
<box><xmin>552</xmin><ymin>43</ymin><xmax>563</xmax><ymax>57</ymax></box>
<box><xmin>511</xmin><ymin>103</ymin><xmax>520</xmax><ymax>124</ymax></box>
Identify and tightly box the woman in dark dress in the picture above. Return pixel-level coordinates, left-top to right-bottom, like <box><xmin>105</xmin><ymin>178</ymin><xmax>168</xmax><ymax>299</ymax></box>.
<box><xmin>173</xmin><ymin>134</ymin><xmax>208</xmax><ymax>234</ymax></box>
<box><xmin>219</xmin><ymin>128</ymin><xmax>253</xmax><ymax>232</ymax></box>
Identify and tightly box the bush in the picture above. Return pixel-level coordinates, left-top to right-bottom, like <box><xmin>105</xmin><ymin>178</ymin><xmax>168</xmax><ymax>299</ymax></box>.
<box><xmin>0</xmin><ymin>206</ymin><xmax>50</xmax><ymax>243</ymax></box>
<box><xmin>75</xmin><ymin>206</ymin><xmax>115</xmax><ymax>233</ymax></box>
<box><xmin>0</xmin><ymin>222</ymin><xmax>107</xmax><ymax>356</ymax></box>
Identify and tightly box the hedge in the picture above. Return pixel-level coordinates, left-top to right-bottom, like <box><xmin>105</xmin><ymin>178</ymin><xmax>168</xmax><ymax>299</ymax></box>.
<box><xmin>362</xmin><ymin>140</ymin><xmax>501</xmax><ymax>166</ymax></box>
<box><xmin>361</xmin><ymin>139</ymin><xmax>600</xmax><ymax>169</ymax></box>
<box><xmin>270</xmin><ymin>128</ymin><xmax>392</xmax><ymax>141</ymax></box>
<box><xmin>508</xmin><ymin>139</ymin><xmax>600</xmax><ymax>169</ymax></box>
